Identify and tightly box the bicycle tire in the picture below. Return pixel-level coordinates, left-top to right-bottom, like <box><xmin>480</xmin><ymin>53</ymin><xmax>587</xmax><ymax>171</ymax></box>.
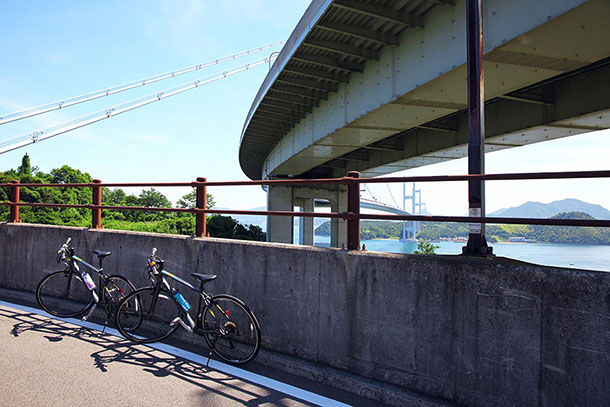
<box><xmin>101</xmin><ymin>275</ymin><xmax>138</xmax><ymax>324</ymax></box>
<box><xmin>36</xmin><ymin>270</ymin><xmax>94</xmax><ymax>318</ymax></box>
<box><xmin>201</xmin><ymin>294</ymin><xmax>261</xmax><ymax>365</ymax></box>
<box><xmin>115</xmin><ymin>286</ymin><xmax>180</xmax><ymax>343</ymax></box>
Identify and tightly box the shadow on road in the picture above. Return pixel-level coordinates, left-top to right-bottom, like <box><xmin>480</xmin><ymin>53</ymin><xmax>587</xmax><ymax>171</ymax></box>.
<box><xmin>2</xmin><ymin>305</ymin><xmax>315</xmax><ymax>407</ymax></box>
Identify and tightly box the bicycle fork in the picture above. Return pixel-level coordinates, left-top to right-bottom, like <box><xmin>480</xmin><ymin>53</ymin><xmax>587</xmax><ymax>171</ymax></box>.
<box><xmin>77</xmin><ymin>266</ymin><xmax>99</xmax><ymax>322</ymax></box>
<box><xmin>82</xmin><ymin>290</ymin><xmax>100</xmax><ymax>321</ymax></box>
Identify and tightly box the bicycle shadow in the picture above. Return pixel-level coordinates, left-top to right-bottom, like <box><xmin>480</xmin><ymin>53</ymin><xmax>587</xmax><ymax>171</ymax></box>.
<box><xmin>1</xmin><ymin>304</ymin><xmax>314</xmax><ymax>407</ymax></box>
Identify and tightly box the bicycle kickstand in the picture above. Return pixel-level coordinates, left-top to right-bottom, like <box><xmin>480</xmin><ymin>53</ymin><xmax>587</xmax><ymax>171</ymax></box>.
<box><xmin>101</xmin><ymin>316</ymin><xmax>109</xmax><ymax>333</ymax></box>
<box><xmin>206</xmin><ymin>350</ymin><xmax>212</xmax><ymax>368</ymax></box>
<box><xmin>205</xmin><ymin>336</ymin><xmax>217</xmax><ymax>368</ymax></box>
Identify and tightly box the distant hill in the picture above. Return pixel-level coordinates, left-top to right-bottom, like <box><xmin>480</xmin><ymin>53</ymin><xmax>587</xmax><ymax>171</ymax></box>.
<box><xmin>490</xmin><ymin>199</ymin><xmax>610</xmax><ymax>220</ymax></box>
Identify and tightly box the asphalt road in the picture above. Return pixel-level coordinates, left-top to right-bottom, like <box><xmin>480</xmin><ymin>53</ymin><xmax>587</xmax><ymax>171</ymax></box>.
<box><xmin>0</xmin><ymin>302</ymin><xmax>355</xmax><ymax>407</ymax></box>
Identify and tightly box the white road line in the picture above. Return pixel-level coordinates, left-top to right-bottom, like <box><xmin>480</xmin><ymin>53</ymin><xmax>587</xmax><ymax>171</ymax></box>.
<box><xmin>0</xmin><ymin>300</ymin><xmax>350</xmax><ymax>407</ymax></box>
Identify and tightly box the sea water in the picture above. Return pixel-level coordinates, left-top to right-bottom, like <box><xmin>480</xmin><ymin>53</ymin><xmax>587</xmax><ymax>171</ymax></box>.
<box><xmin>313</xmin><ymin>236</ymin><xmax>610</xmax><ymax>272</ymax></box>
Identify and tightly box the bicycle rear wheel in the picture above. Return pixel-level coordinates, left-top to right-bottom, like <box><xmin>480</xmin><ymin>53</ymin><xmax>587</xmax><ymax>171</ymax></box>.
<box><xmin>36</xmin><ymin>270</ymin><xmax>94</xmax><ymax>318</ymax></box>
<box><xmin>116</xmin><ymin>286</ymin><xmax>180</xmax><ymax>343</ymax></box>
<box><xmin>101</xmin><ymin>275</ymin><xmax>138</xmax><ymax>324</ymax></box>
<box><xmin>202</xmin><ymin>294</ymin><xmax>261</xmax><ymax>365</ymax></box>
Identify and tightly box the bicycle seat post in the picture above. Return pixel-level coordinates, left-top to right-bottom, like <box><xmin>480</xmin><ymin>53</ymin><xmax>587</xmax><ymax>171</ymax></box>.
<box><xmin>92</xmin><ymin>250</ymin><xmax>112</xmax><ymax>273</ymax></box>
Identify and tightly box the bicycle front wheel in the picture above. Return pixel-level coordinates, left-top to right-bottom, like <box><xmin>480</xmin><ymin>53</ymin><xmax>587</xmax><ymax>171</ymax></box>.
<box><xmin>116</xmin><ymin>287</ymin><xmax>180</xmax><ymax>343</ymax></box>
<box><xmin>101</xmin><ymin>275</ymin><xmax>138</xmax><ymax>324</ymax></box>
<box><xmin>202</xmin><ymin>294</ymin><xmax>261</xmax><ymax>365</ymax></box>
<box><xmin>36</xmin><ymin>270</ymin><xmax>94</xmax><ymax>318</ymax></box>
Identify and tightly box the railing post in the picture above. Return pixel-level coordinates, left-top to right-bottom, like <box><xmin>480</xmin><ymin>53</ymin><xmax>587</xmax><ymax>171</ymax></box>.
<box><xmin>9</xmin><ymin>180</ymin><xmax>20</xmax><ymax>223</ymax></box>
<box><xmin>92</xmin><ymin>179</ymin><xmax>102</xmax><ymax>229</ymax></box>
<box><xmin>195</xmin><ymin>177</ymin><xmax>207</xmax><ymax>238</ymax></box>
<box><xmin>346</xmin><ymin>171</ymin><xmax>360</xmax><ymax>250</ymax></box>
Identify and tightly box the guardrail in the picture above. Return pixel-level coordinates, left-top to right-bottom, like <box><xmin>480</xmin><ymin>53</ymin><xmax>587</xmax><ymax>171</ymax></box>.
<box><xmin>2</xmin><ymin>170</ymin><xmax>610</xmax><ymax>251</ymax></box>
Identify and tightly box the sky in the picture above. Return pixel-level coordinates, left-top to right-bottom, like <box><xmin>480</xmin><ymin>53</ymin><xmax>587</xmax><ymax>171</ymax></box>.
<box><xmin>1</xmin><ymin>0</ymin><xmax>609</xmax><ymax>217</ymax></box>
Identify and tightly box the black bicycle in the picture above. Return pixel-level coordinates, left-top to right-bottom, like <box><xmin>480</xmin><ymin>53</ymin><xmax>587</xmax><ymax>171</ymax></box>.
<box><xmin>36</xmin><ymin>237</ymin><xmax>139</xmax><ymax>326</ymax></box>
<box><xmin>115</xmin><ymin>248</ymin><xmax>261</xmax><ymax>365</ymax></box>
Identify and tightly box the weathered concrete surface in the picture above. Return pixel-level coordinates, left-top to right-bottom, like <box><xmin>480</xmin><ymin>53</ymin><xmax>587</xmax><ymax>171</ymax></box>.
<box><xmin>1</xmin><ymin>223</ymin><xmax>609</xmax><ymax>406</ymax></box>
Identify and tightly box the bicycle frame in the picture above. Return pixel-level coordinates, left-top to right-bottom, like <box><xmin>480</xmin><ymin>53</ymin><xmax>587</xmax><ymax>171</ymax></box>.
<box><xmin>160</xmin><ymin>269</ymin><xmax>212</xmax><ymax>333</ymax></box>
<box><xmin>144</xmin><ymin>265</ymin><xmax>225</xmax><ymax>336</ymax></box>
<box><xmin>63</xmin><ymin>253</ymin><xmax>111</xmax><ymax>320</ymax></box>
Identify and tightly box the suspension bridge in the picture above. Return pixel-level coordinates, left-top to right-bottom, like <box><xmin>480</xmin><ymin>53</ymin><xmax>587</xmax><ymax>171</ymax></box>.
<box><xmin>360</xmin><ymin>183</ymin><xmax>426</xmax><ymax>241</ymax></box>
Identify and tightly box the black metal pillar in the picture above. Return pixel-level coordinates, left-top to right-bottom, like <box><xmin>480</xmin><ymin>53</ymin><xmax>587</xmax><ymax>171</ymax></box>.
<box><xmin>462</xmin><ymin>0</ymin><xmax>492</xmax><ymax>256</ymax></box>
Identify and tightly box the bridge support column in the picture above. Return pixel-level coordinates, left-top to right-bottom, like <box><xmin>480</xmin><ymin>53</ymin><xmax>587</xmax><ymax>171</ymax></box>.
<box><xmin>330</xmin><ymin>194</ymin><xmax>347</xmax><ymax>249</ymax></box>
<box><xmin>266</xmin><ymin>184</ymin><xmax>347</xmax><ymax>248</ymax></box>
<box><xmin>266</xmin><ymin>184</ymin><xmax>293</xmax><ymax>244</ymax></box>
<box><xmin>294</xmin><ymin>198</ymin><xmax>314</xmax><ymax>246</ymax></box>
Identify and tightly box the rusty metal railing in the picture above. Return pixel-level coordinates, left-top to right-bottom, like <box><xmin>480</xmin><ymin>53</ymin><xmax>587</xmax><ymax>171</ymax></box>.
<box><xmin>2</xmin><ymin>169</ymin><xmax>610</xmax><ymax>251</ymax></box>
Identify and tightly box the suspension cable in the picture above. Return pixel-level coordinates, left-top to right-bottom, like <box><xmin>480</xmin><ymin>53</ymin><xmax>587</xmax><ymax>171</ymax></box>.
<box><xmin>386</xmin><ymin>183</ymin><xmax>399</xmax><ymax>208</ymax></box>
<box><xmin>0</xmin><ymin>56</ymin><xmax>272</xmax><ymax>154</ymax></box>
<box><xmin>0</xmin><ymin>40</ymin><xmax>285</xmax><ymax>126</ymax></box>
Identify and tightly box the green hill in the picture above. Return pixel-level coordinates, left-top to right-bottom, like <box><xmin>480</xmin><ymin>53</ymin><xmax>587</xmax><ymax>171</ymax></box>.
<box><xmin>315</xmin><ymin>212</ymin><xmax>610</xmax><ymax>245</ymax></box>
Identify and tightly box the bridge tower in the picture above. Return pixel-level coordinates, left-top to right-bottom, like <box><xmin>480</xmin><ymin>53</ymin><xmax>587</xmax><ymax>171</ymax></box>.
<box><xmin>400</xmin><ymin>183</ymin><xmax>423</xmax><ymax>241</ymax></box>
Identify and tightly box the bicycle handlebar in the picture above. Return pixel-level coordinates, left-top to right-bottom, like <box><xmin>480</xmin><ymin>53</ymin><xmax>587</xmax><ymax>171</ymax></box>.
<box><xmin>146</xmin><ymin>248</ymin><xmax>164</xmax><ymax>277</ymax></box>
<box><xmin>57</xmin><ymin>237</ymin><xmax>72</xmax><ymax>263</ymax></box>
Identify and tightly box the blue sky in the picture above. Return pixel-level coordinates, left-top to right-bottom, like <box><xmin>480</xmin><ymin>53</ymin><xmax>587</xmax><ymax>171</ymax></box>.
<box><xmin>1</xmin><ymin>0</ymin><xmax>608</xmax><ymax>216</ymax></box>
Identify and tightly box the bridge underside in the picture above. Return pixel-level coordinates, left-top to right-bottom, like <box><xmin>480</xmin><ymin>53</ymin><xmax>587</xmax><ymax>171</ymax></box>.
<box><xmin>240</xmin><ymin>0</ymin><xmax>610</xmax><ymax>180</ymax></box>
<box><xmin>305</xmin><ymin>57</ymin><xmax>610</xmax><ymax>179</ymax></box>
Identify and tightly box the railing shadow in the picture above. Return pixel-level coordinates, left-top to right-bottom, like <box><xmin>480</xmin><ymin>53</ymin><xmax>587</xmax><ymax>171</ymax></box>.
<box><xmin>1</xmin><ymin>304</ymin><xmax>314</xmax><ymax>407</ymax></box>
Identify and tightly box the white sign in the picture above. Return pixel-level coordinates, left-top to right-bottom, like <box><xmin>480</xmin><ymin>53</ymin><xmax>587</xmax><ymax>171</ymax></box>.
<box><xmin>469</xmin><ymin>207</ymin><xmax>482</xmax><ymax>234</ymax></box>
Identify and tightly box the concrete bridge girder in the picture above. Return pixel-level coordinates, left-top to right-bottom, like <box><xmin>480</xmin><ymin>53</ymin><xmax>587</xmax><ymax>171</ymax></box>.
<box><xmin>363</xmin><ymin>61</ymin><xmax>610</xmax><ymax>176</ymax></box>
<box><xmin>258</xmin><ymin>0</ymin><xmax>609</xmax><ymax>180</ymax></box>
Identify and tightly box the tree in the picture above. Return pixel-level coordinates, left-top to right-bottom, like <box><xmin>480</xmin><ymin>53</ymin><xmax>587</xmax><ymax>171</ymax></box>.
<box><xmin>207</xmin><ymin>215</ymin><xmax>266</xmax><ymax>241</ymax></box>
<box><xmin>138</xmin><ymin>188</ymin><xmax>172</xmax><ymax>208</ymax></box>
<box><xmin>176</xmin><ymin>190</ymin><xmax>216</xmax><ymax>209</ymax></box>
<box><xmin>413</xmin><ymin>239</ymin><xmax>439</xmax><ymax>255</ymax></box>
<box><xmin>50</xmin><ymin>165</ymin><xmax>92</xmax><ymax>184</ymax></box>
<box><xmin>0</xmin><ymin>156</ymin><xmax>270</xmax><ymax>242</ymax></box>
<box><xmin>18</xmin><ymin>154</ymin><xmax>31</xmax><ymax>175</ymax></box>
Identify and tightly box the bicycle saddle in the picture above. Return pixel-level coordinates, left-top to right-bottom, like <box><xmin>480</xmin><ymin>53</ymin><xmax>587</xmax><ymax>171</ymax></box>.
<box><xmin>190</xmin><ymin>273</ymin><xmax>217</xmax><ymax>284</ymax></box>
<box><xmin>92</xmin><ymin>250</ymin><xmax>112</xmax><ymax>258</ymax></box>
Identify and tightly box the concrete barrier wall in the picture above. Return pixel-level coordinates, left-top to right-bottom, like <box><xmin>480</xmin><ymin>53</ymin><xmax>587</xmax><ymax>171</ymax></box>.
<box><xmin>1</xmin><ymin>223</ymin><xmax>609</xmax><ymax>406</ymax></box>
